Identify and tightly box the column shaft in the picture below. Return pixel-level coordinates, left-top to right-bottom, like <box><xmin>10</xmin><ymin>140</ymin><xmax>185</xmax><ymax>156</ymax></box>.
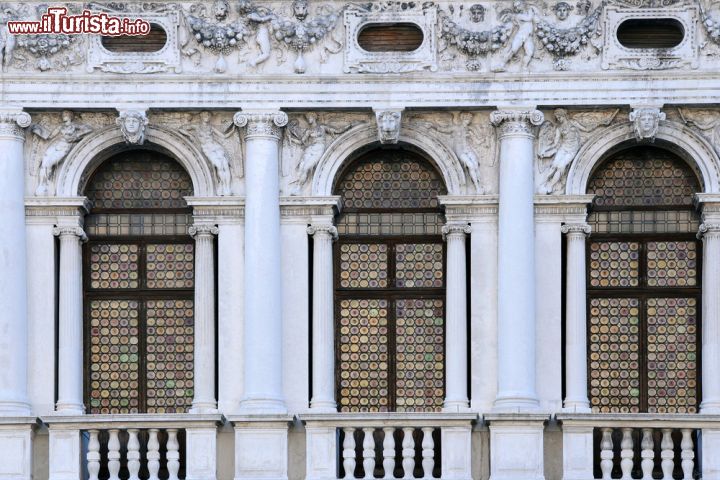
<box><xmin>443</xmin><ymin>224</ymin><xmax>471</xmax><ymax>412</ymax></box>
<box><xmin>700</xmin><ymin>223</ymin><xmax>720</xmax><ymax>413</ymax></box>
<box><xmin>0</xmin><ymin>108</ymin><xmax>31</xmax><ymax>415</ymax></box>
<box><xmin>308</xmin><ymin>224</ymin><xmax>337</xmax><ymax>412</ymax></box>
<box><xmin>490</xmin><ymin>110</ymin><xmax>544</xmax><ymax>411</ymax></box>
<box><xmin>234</xmin><ymin>111</ymin><xmax>288</xmax><ymax>413</ymax></box>
<box><xmin>562</xmin><ymin>224</ymin><xmax>591</xmax><ymax>412</ymax></box>
<box><xmin>190</xmin><ymin>224</ymin><xmax>219</xmax><ymax>413</ymax></box>
<box><xmin>54</xmin><ymin>226</ymin><xmax>86</xmax><ymax>414</ymax></box>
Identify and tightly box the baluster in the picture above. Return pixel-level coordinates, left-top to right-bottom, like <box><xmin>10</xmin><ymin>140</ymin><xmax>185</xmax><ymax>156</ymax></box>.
<box><xmin>127</xmin><ymin>429</ymin><xmax>140</xmax><ymax>480</ymax></box>
<box><xmin>641</xmin><ymin>428</ymin><xmax>654</xmax><ymax>480</ymax></box>
<box><xmin>620</xmin><ymin>428</ymin><xmax>634</xmax><ymax>480</ymax></box>
<box><xmin>421</xmin><ymin>428</ymin><xmax>434</xmax><ymax>479</ymax></box>
<box><xmin>87</xmin><ymin>430</ymin><xmax>100</xmax><ymax>480</ymax></box>
<box><xmin>661</xmin><ymin>429</ymin><xmax>674</xmax><ymax>480</ymax></box>
<box><xmin>402</xmin><ymin>428</ymin><xmax>415</xmax><ymax>480</ymax></box>
<box><xmin>343</xmin><ymin>428</ymin><xmax>357</xmax><ymax>479</ymax></box>
<box><xmin>383</xmin><ymin>428</ymin><xmax>396</xmax><ymax>479</ymax></box>
<box><xmin>363</xmin><ymin>428</ymin><xmax>376</xmax><ymax>479</ymax></box>
<box><xmin>108</xmin><ymin>429</ymin><xmax>121</xmax><ymax>480</ymax></box>
<box><xmin>147</xmin><ymin>429</ymin><xmax>161</xmax><ymax>480</ymax></box>
<box><xmin>167</xmin><ymin>429</ymin><xmax>180</xmax><ymax>480</ymax></box>
<box><xmin>600</xmin><ymin>428</ymin><xmax>614</xmax><ymax>480</ymax></box>
<box><xmin>680</xmin><ymin>429</ymin><xmax>694</xmax><ymax>480</ymax></box>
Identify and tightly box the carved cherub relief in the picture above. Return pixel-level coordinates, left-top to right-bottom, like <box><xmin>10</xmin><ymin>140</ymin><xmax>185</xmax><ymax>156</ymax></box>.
<box><xmin>30</xmin><ymin>110</ymin><xmax>93</xmax><ymax>196</ymax></box>
<box><xmin>178</xmin><ymin>111</ymin><xmax>239</xmax><ymax>196</ymax></box>
<box><xmin>537</xmin><ymin>108</ymin><xmax>618</xmax><ymax>194</ymax></box>
<box><xmin>286</xmin><ymin>112</ymin><xmax>361</xmax><ymax>195</ymax></box>
<box><xmin>491</xmin><ymin>0</ymin><xmax>541</xmax><ymax>72</ymax></box>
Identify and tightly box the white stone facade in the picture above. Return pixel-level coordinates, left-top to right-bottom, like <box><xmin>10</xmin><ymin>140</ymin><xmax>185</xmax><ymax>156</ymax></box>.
<box><xmin>2</xmin><ymin>1</ymin><xmax>720</xmax><ymax>479</ymax></box>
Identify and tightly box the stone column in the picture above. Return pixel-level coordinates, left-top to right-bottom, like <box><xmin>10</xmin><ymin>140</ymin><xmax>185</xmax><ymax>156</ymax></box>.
<box><xmin>54</xmin><ymin>224</ymin><xmax>87</xmax><ymax>414</ymax></box>
<box><xmin>700</xmin><ymin>222</ymin><xmax>720</xmax><ymax>413</ymax></box>
<box><xmin>562</xmin><ymin>223</ymin><xmax>592</xmax><ymax>412</ymax></box>
<box><xmin>442</xmin><ymin>223</ymin><xmax>471</xmax><ymax>412</ymax></box>
<box><xmin>0</xmin><ymin>108</ymin><xmax>31</xmax><ymax>415</ymax></box>
<box><xmin>490</xmin><ymin>109</ymin><xmax>544</xmax><ymax>411</ymax></box>
<box><xmin>308</xmin><ymin>223</ymin><xmax>338</xmax><ymax>412</ymax></box>
<box><xmin>234</xmin><ymin>110</ymin><xmax>288</xmax><ymax>414</ymax></box>
<box><xmin>189</xmin><ymin>224</ymin><xmax>219</xmax><ymax>413</ymax></box>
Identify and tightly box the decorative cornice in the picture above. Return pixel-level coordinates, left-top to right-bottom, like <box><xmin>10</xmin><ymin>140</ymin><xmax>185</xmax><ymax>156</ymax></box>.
<box><xmin>234</xmin><ymin>111</ymin><xmax>289</xmax><ymax>140</ymax></box>
<box><xmin>52</xmin><ymin>226</ymin><xmax>87</xmax><ymax>242</ymax></box>
<box><xmin>307</xmin><ymin>224</ymin><xmax>339</xmax><ymax>240</ymax></box>
<box><xmin>185</xmin><ymin>196</ymin><xmax>245</xmax><ymax>220</ymax></box>
<box><xmin>442</xmin><ymin>223</ymin><xmax>472</xmax><ymax>240</ymax></box>
<box><xmin>0</xmin><ymin>107</ymin><xmax>32</xmax><ymax>139</ymax></box>
<box><xmin>188</xmin><ymin>225</ymin><xmax>219</xmax><ymax>237</ymax></box>
<box><xmin>490</xmin><ymin>110</ymin><xmax>544</xmax><ymax>138</ymax></box>
<box><xmin>561</xmin><ymin>223</ymin><xmax>592</xmax><ymax>235</ymax></box>
<box><xmin>698</xmin><ymin>223</ymin><xmax>720</xmax><ymax>239</ymax></box>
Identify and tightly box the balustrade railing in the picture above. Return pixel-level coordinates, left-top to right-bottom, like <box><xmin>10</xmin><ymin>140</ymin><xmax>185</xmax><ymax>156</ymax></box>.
<box><xmin>300</xmin><ymin>413</ymin><xmax>476</xmax><ymax>480</ymax></box>
<box><xmin>558</xmin><ymin>413</ymin><xmax>720</xmax><ymax>480</ymax></box>
<box><xmin>42</xmin><ymin>413</ymin><xmax>222</xmax><ymax>480</ymax></box>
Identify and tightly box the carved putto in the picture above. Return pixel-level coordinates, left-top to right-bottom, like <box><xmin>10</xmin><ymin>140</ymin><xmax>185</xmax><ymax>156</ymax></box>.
<box><xmin>178</xmin><ymin>111</ymin><xmax>238</xmax><ymax>196</ymax></box>
<box><xmin>30</xmin><ymin>110</ymin><xmax>93</xmax><ymax>196</ymax></box>
<box><xmin>375</xmin><ymin>109</ymin><xmax>404</xmax><ymax>144</ymax></box>
<box><xmin>286</xmin><ymin>112</ymin><xmax>360</xmax><ymax>195</ymax></box>
<box><xmin>491</xmin><ymin>0</ymin><xmax>541</xmax><ymax>72</ymax></box>
<box><xmin>536</xmin><ymin>108</ymin><xmax>618</xmax><ymax>194</ymax></box>
<box><xmin>116</xmin><ymin>109</ymin><xmax>149</xmax><ymax>146</ymax></box>
<box><xmin>630</xmin><ymin>107</ymin><xmax>666</xmax><ymax>142</ymax></box>
<box><xmin>417</xmin><ymin>112</ymin><xmax>494</xmax><ymax>194</ymax></box>
<box><xmin>0</xmin><ymin>5</ymin><xmax>17</xmax><ymax>71</ymax></box>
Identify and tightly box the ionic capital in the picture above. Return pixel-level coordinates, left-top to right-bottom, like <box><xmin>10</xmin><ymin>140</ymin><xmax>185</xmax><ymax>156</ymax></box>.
<box><xmin>53</xmin><ymin>225</ymin><xmax>88</xmax><ymax>242</ymax></box>
<box><xmin>189</xmin><ymin>224</ymin><xmax>220</xmax><ymax>238</ymax></box>
<box><xmin>561</xmin><ymin>223</ymin><xmax>591</xmax><ymax>236</ymax></box>
<box><xmin>698</xmin><ymin>223</ymin><xmax>720</xmax><ymax>239</ymax></box>
<box><xmin>307</xmin><ymin>224</ymin><xmax>338</xmax><ymax>241</ymax></box>
<box><xmin>442</xmin><ymin>223</ymin><xmax>472</xmax><ymax>240</ymax></box>
<box><xmin>490</xmin><ymin>110</ymin><xmax>544</xmax><ymax>138</ymax></box>
<box><xmin>233</xmin><ymin>110</ymin><xmax>289</xmax><ymax>140</ymax></box>
<box><xmin>0</xmin><ymin>107</ymin><xmax>32</xmax><ymax>140</ymax></box>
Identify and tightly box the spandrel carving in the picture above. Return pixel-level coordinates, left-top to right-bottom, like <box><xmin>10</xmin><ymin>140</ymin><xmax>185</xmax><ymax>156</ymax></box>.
<box><xmin>30</xmin><ymin>110</ymin><xmax>93</xmax><ymax>196</ymax></box>
<box><xmin>536</xmin><ymin>108</ymin><xmax>618</xmax><ymax>194</ymax></box>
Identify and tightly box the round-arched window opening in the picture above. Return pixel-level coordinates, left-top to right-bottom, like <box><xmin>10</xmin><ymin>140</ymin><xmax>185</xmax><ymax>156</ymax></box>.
<box><xmin>101</xmin><ymin>23</ymin><xmax>167</xmax><ymax>53</ymax></box>
<box><xmin>357</xmin><ymin>23</ymin><xmax>424</xmax><ymax>52</ymax></box>
<box><xmin>616</xmin><ymin>18</ymin><xmax>684</xmax><ymax>49</ymax></box>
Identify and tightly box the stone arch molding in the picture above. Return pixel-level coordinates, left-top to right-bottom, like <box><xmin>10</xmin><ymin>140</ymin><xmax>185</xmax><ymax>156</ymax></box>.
<box><xmin>566</xmin><ymin>120</ymin><xmax>720</xmax><ymax>195</ymax></box>
<box><xmin>55</xmin><ymin>124</ymin><xmax>216</xmax><ymax>197</ymax></box>
<box><xmin>312</xmin><ymin>123</ymin><xmax>466</xmax><ymax>196</ymax></box>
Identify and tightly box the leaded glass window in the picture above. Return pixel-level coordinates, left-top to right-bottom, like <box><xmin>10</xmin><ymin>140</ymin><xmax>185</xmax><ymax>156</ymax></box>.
<box><xmin>586</xmin><ymin>146</ymin><xmax>701</xmax><ymax>413</ymax></box>
<box><xmin>334</xmin><ymin>150</ymin><xmax>447</xmax><ymax>412</ymax></box>
<box><xmin>83</xmin><ymin>151</ymin><xmax>196</xmax><ymax>414</ymax></box>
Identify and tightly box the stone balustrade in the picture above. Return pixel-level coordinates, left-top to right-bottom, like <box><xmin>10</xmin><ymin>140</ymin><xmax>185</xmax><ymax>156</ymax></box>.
<box><xmin>299</xmin><ymin>413</ymin><xmax>476</xmax><ymax>480</ymax></box>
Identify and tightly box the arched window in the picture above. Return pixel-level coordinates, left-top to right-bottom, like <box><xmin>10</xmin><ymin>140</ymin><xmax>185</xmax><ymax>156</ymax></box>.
<box><xmin>83</xmin><ymin>151</ymin><xmax>195</xmax><ymax>414</ymax></box>
<box><xmin>333</xmin><ymin>149</ymin><xmax>447</xmax><ymax>412</ymax></box>
<box><xmin>586</xmin><ymin>146</ymin><xmax>701</xmax><ymax>413</ymax></box>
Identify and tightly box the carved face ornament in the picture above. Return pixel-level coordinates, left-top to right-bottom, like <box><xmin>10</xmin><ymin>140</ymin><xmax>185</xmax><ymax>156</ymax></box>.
<box><xmin>293</xmin><ymin>0</ymin><xmax>308</xmax><ymax>21</ymax></box>
<box><xmin>214</xmin><ymin>0</ymin><xmax>230</xmax><ymax>21</ymax></box>
<box><xmin>469</xmin><ymin>4</ymin><xmax>485</xmax><ymax>23</ymax></box>
<box><xmin>554</xmin><ymin>2</ymin><xmax>573</xmax><ymax>21</ymax></box>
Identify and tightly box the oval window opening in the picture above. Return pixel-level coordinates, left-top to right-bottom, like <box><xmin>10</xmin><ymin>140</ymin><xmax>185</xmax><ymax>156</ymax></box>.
<box><xmin>358</xmin><ymin>23</ymin><xmax>424</xmax><ymax>52</ymax></box>
<box><xmin>617</xmin><ymin>18</ymin><xmax>684</xmax><ymax>49</ymax></box>
<box><xmin>101</xmin><ymin>23</ymin><xmax>167</xmax><ymax>53</ymax></box>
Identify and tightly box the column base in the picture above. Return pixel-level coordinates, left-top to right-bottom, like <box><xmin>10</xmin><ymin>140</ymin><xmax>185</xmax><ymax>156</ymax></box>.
<box><xmin>700</xmin><ymin>400</ymin><xmax>720</xmax><ymax>414</ymax></box>
<box><xmin>308</xmin><ymin>399</ymin><xmax>336</xmax><ymax>413</ymax></box>
<box><xmin>228</xmin><ymin>415</ymin><xmax>294</xmax><ymax>480</ymax></box>
<box><xmin>443</xmin><ymin>400</ymin><xmax>471</xmax><ymax>413</ymax></box>
<box><xmin>561</xmin><ymin>399</ymin><xmax>591</xmax><ymax>413</ymax></box>
<box><xmin>53</xmin><ymin>402</ymin><xmax>84</xmax><ymax>415</ymax></box>
<box><xmin>238</xmin><ymin>397</ymin><xmax>288</xmax><ymax>415</ymax></box>
<box><xmin>493</xmin><ymin>395</ymin><xmax>540</xmax><ymax>413</ymax></box>
<box><xmin>190</xmin><ymin>401</ymin><xmax>219</xmax><ymax>414</ymax></box>
<box><xmin>485</xmin><ymin>413</ymin><xmax>548</xmax><ymax>480</ymax></box>
<box><xmin>0</xmin><ymin>401</ymin><xmax>31</xmax><ymax>416</ymax></box>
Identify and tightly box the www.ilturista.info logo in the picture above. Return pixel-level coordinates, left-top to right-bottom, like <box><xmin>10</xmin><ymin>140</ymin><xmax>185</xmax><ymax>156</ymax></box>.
<box><xmin>7</xmin><ymin>7</ymin><xmax>151</xmax><ymax>36</ymax></box>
